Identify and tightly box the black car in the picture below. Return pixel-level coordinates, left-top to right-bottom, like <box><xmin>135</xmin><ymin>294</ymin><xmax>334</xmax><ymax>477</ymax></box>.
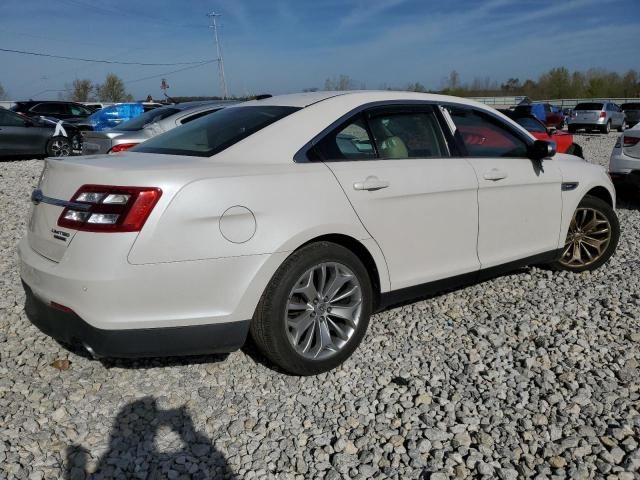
<box><xmin>11</xmin><ymin>100</ymin><xmax>93</xmax><ymax>124</ymax></box>
<box><xmin>0</xmin><ymin>108</ymin><xmax>81</xmax><ymax>158</ymax></box>
<box><xmin>621</xmin><ymin>103</ymin><xmax>640</xmax><ymax>128</ymax></box>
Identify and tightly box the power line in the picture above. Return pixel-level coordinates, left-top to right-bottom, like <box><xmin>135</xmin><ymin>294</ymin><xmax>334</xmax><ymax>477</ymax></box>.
<box><xmin>124</xmin><ymin>60</ymin><xmax>218</xmax><ymax>85</ymax></box>
<box><xmin>0</xmin><ymin>47</ymin><xmax>208</xmax><ymax>66</ymax></box>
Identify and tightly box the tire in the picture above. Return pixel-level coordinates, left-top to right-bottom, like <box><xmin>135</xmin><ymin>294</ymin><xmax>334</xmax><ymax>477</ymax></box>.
<box><xmin>617</xmin><ymin>122</ymin><xmax>625</xmax><ymax>133</ymax></box>
<box><xmin>549</xmin><ymin>195</ymin><xmax>620</xmax><ymax>273</ymax></box>
<box><xmin>250</xmin><ymin>241</ymin><xmax>373</xmax><ymax>375</ymax></box>
<box><xmin>568</xmin><ymin>125</ymin><xmax>577</xmax><ymax>134</ymax></box>
<box><xmin>601</xmin><ymin>121</ymin><xmax>611</xmax><ymax>134</ymax></box>
<box><xmin>46</xmin><ymin>136</ymin><xmax>72</xmax><ymax>157</ymax></box>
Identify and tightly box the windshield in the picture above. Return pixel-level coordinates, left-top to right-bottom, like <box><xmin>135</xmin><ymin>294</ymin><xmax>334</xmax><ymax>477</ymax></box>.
<box><xmin>115</xmin><ymin>107</ymin><xmax>180</xmax><ymax>131</ymax></box>
<box><xmin>133</xmin><ymin>106</ymin><xmax>300</xmax><ymax>157</ymax></box>
<box><xmin>621</xmin><ymin>103</ymin><xmax>640</xmax><ymax>111</ymax></box>
<box><xmin>514</xmin><ymin>116</ymin><xmax>547</xmax><ymax>133</ymax></box>
<box><xmin>574</xmin><ymin>103</ymin><xmax>603</xmax><ymax>111</ymax></box>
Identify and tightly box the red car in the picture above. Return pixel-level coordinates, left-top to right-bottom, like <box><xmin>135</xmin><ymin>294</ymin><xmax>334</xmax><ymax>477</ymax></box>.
<box><xmin>501</xmin><ymin>111</ymin><xmax>583</xmax><ymax>158</ymax></box>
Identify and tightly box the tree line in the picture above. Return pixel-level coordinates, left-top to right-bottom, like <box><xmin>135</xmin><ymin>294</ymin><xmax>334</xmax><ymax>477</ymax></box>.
<box><xmin>321</xmin><ymin>67</ymin><xmax>640</xmax><ymax>100</ymax></box>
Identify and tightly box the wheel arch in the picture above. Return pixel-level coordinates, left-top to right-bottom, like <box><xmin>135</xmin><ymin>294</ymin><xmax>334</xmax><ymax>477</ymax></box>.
<box><xmin>297</xmin><ymin>233</ymin><xmax>386</xmax><ymax>309</ymax></box>
<box><xmin>585</xmin><ymin>185</ymin><xmax>614</xmax><ymax>207</ymax></box>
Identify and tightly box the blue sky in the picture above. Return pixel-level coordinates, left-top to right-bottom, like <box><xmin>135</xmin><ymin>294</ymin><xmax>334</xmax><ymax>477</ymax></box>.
<box><xmin>1</xmin><ymin>0</ymin><xmax>638</xmax><ymax>100</ymax></box>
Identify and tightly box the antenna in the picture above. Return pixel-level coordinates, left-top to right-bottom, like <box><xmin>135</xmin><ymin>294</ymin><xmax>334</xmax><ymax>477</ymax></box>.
<box><xmin>207</xmin><ymin>11</ymin><xmax>228</xmax><ymax>99</ymax></box>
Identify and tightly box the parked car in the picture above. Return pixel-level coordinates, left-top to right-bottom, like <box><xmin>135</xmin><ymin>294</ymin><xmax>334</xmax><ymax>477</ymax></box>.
<box><xmin>20</xmin><ymin>91</ymin><xmax>619</xmax><ymax>375</ymax></box>
<box><xmin>11</xmin><ymin>101</ymin><xmax>93</xmax><ymax>124</ymax></box>
<box><xmin>82</xmin><ymin>103</ymin><xmax>145</xmax><ymax>132</ymax></box>
<box><xmin>568</xmin><ymin>102</ymin><xmax>626</xmax><ymax>133</ymax></box>
<box><xmin>620</xmin><ymin>103</ymin><xmax>640</xmax><ymax>128</ymax></box>
<box><xmin>527</xmin><ymin>103</ymin><xmax>565</xmax><ymax>129</ymax></box>
<box><xmin>609</xmin><ymin>123</ymin><xmax>640</xmax><ymax>188</ymax></box>
<box><xmin>0</xmin><ymin>108</ymin><xmax>80</xmax><ymax>157</ymax></box>
<box><xmin>499</xmin><ymin>109</ymin><xmax>583</xmax><ymax>157</ymax></box>
<box><xmin>82</xmin><ymin>101</ymin><xmax>237</xmax><ymax>155</ymax></box>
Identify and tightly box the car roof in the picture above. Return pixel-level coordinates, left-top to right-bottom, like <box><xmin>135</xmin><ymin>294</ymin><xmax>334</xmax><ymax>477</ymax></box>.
<box><xmin>171</xmin><ymin>100</ymin><xmax>239</xmax><ymax>111</ymax></box>
<box><xmin>238</xmin><ymin>90</ymin><xmax>497</xmax><ymax>110</ymax></box>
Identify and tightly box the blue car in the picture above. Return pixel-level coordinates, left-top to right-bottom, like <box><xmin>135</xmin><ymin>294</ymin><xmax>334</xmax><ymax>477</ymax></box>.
<box><xmin>86</xmin><ymin>103</ymin><xmax>145</xmax><ymax>131</ymax></box>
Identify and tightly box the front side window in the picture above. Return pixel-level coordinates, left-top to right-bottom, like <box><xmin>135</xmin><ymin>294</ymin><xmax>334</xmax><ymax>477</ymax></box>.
<box><xmin>70</xmin><ymin>105</ymin><xmax>91</xmax><ymax>116</ymax></box>
<box><xmin>445</xmin><ymin>106</ymin><xmax>529</xmax><ymax>158</ymax></box>
<box><xmin>32</xmin><ymin>103</ymin><xmax>66</xmax><ymax>115</ymax></box>
<box><xmin>133</xmin><ymin>106</ymin><xmax>299</xmax><ymax>157</ymax></box>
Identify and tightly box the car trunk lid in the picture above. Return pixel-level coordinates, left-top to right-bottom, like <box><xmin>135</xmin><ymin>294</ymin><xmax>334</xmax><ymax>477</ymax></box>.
<box><xmin>82</xmin><ymin>130</ymin><xmax>125</xmax><ymax>155</ymax></box>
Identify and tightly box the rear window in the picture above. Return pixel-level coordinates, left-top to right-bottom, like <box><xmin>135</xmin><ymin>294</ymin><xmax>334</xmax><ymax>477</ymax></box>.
<box><xmin>133</xmin><ymin>106</ymin><xmax>300</xmax><ymax>157</ymax></box>
<box><xmin>116</xmin><ymin>107</ymin><xmax>180</xmax><ymax>131</ymax></box>
<box><xmin>621</xmin><ymin>103</ymin><xmax>640</xmax><ymax>111</ymax></box>
<box><xmin>574</xmin><ymin>103</ymin><xmax>603</xmax><ymax>111</ymax></box>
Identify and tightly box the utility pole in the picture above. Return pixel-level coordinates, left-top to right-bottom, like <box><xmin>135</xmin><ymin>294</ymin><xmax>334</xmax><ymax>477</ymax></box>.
<box><xmin>207</xmin><ymin>11</ymin><xmax>228</xmax><ymax>99</ymax></box>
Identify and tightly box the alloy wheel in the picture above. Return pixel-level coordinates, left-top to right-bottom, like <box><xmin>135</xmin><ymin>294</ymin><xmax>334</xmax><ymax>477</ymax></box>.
<box><xmin>49</xmin><ymin>138</ymin><xmax>71</xmax><ymax>157</ymax></box>
<box><xmin>285</xmin><ymin>262</ymin><xmax>362</xmax><ymax>360</ymax></box>
<box><xmin>559</xmin><ymin>207</ymin><xmax>611</xmax><ymax>268</ymax></box>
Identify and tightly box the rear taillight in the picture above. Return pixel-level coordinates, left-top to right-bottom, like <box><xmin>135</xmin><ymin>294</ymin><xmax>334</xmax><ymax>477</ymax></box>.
<box><xmin>58</xmin><ymin>185</ymin><xmax>162</xmax><ymax>232</ymax></box>
<box><xmin>109</xmin><ymin>143</ymin><xmax>138</xmax><ymax>154</ymax></box>
<box><xmin>623</xmin><ymin>136</ymin><xmax>640</xmax><ymax>148</ymax></box>
<box><xmin>599</xmin><ymin>112</ymin><xmax>606</xmax><ymax>118</ymax></box>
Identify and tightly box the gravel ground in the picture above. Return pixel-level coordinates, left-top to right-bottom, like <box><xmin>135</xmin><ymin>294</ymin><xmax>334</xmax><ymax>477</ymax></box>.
<box><xmin>1</xmin><ymin>132</ymin><xmax>639</xmax><ymax>480</ymax></box>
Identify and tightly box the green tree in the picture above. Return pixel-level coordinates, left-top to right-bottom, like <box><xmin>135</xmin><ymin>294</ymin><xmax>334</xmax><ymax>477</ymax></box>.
<box><xmin>66</xmin><ymin>79</ymin><xmax>94</xmax><ymax>102</ymax></box>
<box><xmin>95</xmin><ymin>74</ymin><xmax>133</xmax><ymax>102</ymax></box>
<box><xmin>621</xmin><ymin>70</ymin><xmax>639</xmax><ymax>97</ymax></box>
<box><xmin>406</xmin><ymin>82</ymin><xmax>427</xmax><ymax>92</ymax></box>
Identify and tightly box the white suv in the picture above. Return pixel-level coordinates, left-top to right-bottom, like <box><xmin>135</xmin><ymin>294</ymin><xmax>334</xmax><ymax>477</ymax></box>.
<box><xmin>20</xmin><ymin>91</ymin><xmax>619</xmax><ymax>375</ymax></box>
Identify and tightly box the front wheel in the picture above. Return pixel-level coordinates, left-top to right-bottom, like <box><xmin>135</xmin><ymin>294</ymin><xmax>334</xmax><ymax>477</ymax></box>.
<box><xmin>617</xmin><ymin>122</ymin><xmax>626</xmax><ymax>133</ymax></box>
<box><xmin>550</xmin><ymin>195</ymin><xmax>619</xmax><ymax>272</ymax></box>
<box><xmin>250</xmin><ymin>242</ymin><xmax>373</xmax><ymax>375</ymax></box>
<box><xmin>46</xmin><ymin>136</ymin><xmax>72</xmax><ymax>157</ymax></box>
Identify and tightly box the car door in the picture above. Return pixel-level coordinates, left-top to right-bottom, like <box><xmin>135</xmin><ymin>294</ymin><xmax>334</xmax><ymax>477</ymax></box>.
<box><xmin>315</xmin><ymin>105</ymin><xmax>480</xmax><ymax>290</ymax></box>
<box><xmin>442</xmin><ymin>105</ymin><xmax>563</xmax><ymax>269</ymax></box>
<box><xmin>0</xmin><ymin>109</ymin><xmax>48</xmax><ymax>156</ymax></box>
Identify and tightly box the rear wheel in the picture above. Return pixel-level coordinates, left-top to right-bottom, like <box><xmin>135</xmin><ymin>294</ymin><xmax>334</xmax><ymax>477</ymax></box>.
<box><xmin>601</xmin><ymin>121</ymin><xmax>611</xmax><ymax>134</ymax></box>
<box><xmin>251</xmin><ymin>242</ymin><xmax>373</xmax><ymax>375</ymax></box>
<box><xmin>550</xmin><ymin>195</ymin><xmax>619</xmax><ymax>272</ymax></box>
<box><xmin>46</xmin><ymin>136</ymin><xmax>71</xmax><ymax>157</ymax></box>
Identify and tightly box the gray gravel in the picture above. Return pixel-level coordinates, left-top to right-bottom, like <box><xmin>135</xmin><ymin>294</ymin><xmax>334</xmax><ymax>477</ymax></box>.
<box><xmin>1</xmin><ymin>132</ymin><xmax>639</xmax><ymax>479</ymax></box>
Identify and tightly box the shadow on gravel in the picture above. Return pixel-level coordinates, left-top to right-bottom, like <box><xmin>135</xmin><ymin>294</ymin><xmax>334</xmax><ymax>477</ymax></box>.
<box><xmin>64</xmin><ymin>397</ymin><xmax>235</xmax><ymax>479</ymax></box>
<box><xmin>97</xmin><ymin>353</ymin><xmax>230</xmax><ymax>370</ymax></box>
<box><xmin>615</xmin><ymin>186</ymin><xmax>640</xmax><ymax>211</ymax></box>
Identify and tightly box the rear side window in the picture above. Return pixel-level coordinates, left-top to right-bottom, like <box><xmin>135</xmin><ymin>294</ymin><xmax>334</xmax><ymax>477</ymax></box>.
<box><xmin>32</xmin><ymin>103</ymin><xmax>67</xmax><ymax>115</ymax></box>
<box><xmin>133</xmin><ymin>106</ymin><xmax>299</xmax><ymax>157</ymax></box>
<box><xmin>368</xmin><ymin>111</ymin><xmax>447</xmax><ymax>159</ymax></box>
<box><xmin>575</xmin><ymin>103</ymin><xmax>603</xmax><ymax>111</ymax></box>
<box><xmin>621</xmin><ymin>103</ymin><xmax>640</xmax><ymax>111</ymax></box>
<box><xmin>514</xmin><ymin>116</ymin><xmax>546</xmax><ymax>133</ymax></box>
<box><xmin>0</xmin><ymin>109</ymin><xmax>26</xmax><ymax>127</ymax></box>
<box><xmin>314</xmin><ymin>106</ymin><xmax>447</xmax><ymax>161</ymax></box>
<box><xmin>445</xmin><ymin>106</ymin><xmax>528</xmax><ymax>158</ymax></box>
<box><xmin>116</xmin><ymin>107</ymin><xmax>180</xmax><ymax>131</ymax></box>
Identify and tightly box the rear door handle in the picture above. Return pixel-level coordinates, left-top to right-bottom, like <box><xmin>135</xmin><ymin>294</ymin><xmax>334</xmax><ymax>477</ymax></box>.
<box><xmin>353</xmin><ymin>177</ymin><xmax>390</xmax><ymax>191</ymax></box>
<box><xmin>483</xmin><ymin>169</ymin><xmax>508</xmax><ymax>181</ymax></box>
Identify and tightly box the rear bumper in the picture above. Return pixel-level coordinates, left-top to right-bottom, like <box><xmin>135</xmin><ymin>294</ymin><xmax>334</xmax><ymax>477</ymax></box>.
<box><xmin>23</xmin><ymin>281</ymin><xmax>249</xmax><ymax>358</ymax></box>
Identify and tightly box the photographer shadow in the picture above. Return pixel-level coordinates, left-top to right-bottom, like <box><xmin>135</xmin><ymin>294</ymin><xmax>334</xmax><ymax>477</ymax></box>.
<box><xmin>64</xmin><ymin>397</ymin><xmax>234</xmax><ymax>479</ymax></box>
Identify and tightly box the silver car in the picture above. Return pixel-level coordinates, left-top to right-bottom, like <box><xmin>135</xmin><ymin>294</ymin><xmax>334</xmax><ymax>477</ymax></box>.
<box><xmin>568</xmin><ymin>101</ymin><xmax>626</xmax><ymax>134</ymax></box>
<box><xmin>81</xmin><ymin>101</ymin><xmax>237</xmax><ymax>155</ymax></box>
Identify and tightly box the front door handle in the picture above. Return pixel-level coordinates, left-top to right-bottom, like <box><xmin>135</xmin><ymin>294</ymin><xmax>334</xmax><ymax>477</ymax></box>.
<box><xmin>483</xmin><ymin>169</ymin><xmax>508</xmax><ymax>181</ymax></box>
<box><xmin>353</xmin><ymin>177</ymin><xmax>390</xmax><ymax>191</ymax></box>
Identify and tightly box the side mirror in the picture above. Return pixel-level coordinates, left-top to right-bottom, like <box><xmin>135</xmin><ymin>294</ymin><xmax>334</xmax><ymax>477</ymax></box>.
<box><xmin>528</xmin><ymin>140</ymin><xmax>556</xmax><ymax>161</ymax></box>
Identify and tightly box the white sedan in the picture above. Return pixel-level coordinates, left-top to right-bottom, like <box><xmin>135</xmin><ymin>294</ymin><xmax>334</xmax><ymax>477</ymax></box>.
<box><xmin>20</xmin><ymin>91</ymin><xmax>619</xmax><ymax>375</ymax></box>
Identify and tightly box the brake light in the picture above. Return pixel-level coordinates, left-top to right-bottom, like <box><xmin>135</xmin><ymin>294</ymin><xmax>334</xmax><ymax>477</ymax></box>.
<box><xmin>109</xmin><ymin>143</ymin><xmax>138</xmax><ymax>154</ymax></box>
<box><xmin>599</xmin><ymin>112</ymin><xmax>606</xmax><ymax>118</ymax></box>
<box><xmin>58</xmin><ymin>185</ymin><xmax>162</xmax><ymax>232</ymax></box>
<box><xmin>623</xmin><ymin>135</ymin><xmax>640</xmax><ymax>148</ymax></box>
